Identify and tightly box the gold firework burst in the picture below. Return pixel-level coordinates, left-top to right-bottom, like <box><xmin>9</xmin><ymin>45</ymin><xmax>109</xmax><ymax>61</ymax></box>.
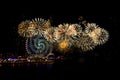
<box><xmin>18</xmin><ymin>20</ymin><xmax>37</xmax><ymax>37</ymax></box>
<box><xmin>86</xmin><ymin>23</ymin><xmax>109</xmax><ymax>45</ymax></box>
<box><xmin>89</xmin><ymin>28</ymin><xmax>109</xmax><ymax>45</ymax></box>
<box><xmin>18</xmin><ymin>18</ymin><xmax>50</xmax><ymax>38</ymax></box>
<box><xmin>76</xmin><ymin>34</ymin><xmax>96</xmax><ymax>51</ymax></box>
<box><xmin>58</xmin><ymin>39</ymin><xmax>71</xmax><ymax>53</ymax></box>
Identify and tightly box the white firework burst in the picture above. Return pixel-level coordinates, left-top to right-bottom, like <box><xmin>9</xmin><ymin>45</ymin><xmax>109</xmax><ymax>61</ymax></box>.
<box><xmin>76</xmin><ymin>33</ymin><xmax>96</xmax><ymax>51</ymax></box>
<box><xmin>53</xmin><ymin>23</ymin><xmax>83</xmax><ymax>51</ymax></box>
<box><xmin>85</xmin><ymin>23</ymin><xmax>98</xmax><ymax>34</ymax></box>
<box><xmin>89</xmin><ymin>28</ymin><xmax>109</xmax><ymax>45</ymax></box>
<box><xmin>54</xmin><ymin>23</ymin><xmax>82</xmax><ymax>41</ymax></box>
<box><xmin>85</xmin><ymin>23</ymin><xmax>109</xmax><ymax>45</ymax></box>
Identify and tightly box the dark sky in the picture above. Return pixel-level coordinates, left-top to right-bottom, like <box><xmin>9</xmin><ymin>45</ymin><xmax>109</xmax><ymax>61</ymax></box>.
<box><xmin>0</xmin><ymin>8</ymin><xmax>119</xmax><ymax>61</ymax></box>
<box><xmin>0</xmin><ymin>4</ymin><xmax>119</xmax><ymax>79</ymax></box>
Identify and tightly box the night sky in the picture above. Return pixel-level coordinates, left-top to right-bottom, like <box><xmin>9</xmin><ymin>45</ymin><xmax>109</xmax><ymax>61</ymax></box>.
<box><xmin>0</xmin><ymin>9</ymin><xmax>119</xmax><ymax>54</ymax></box>
<box><xmin>0</xmin><ymin>7</ymin><xmax>119</xmax><ymax>64</ymax></box>
<box><xmin>0</xmin><ymin>5</ymin><xmax>119</xmax><ymax>79</ymax></box>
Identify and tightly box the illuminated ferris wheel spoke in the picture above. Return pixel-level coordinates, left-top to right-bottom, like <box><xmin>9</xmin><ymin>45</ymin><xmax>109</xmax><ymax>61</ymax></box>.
<box><xmin>26</xmin><ymin>35</ymin><xmax>53</xmax><ymax>56</ymax></box>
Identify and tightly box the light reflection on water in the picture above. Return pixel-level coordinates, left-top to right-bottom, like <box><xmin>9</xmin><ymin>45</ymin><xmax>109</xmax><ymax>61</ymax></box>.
<box><xmin>0</xmin><ymin>63</ymin><xmax>54</xmax><ymax>71</ymax></box>
<box><xmin>0</xmin><ymin>63</ymin><xmax>55</xmax><ymax>79</ymax></box>
<box><xmin>0</xmin><ymin>60</ymin><xmax>109</xmax><ymax>79</ymax></box>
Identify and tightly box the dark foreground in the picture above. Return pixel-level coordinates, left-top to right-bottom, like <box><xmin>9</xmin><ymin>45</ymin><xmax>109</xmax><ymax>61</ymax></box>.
<box><xmin>0</xmin><ymin>58</ymin><xmax>119</xmax><ymax>80</ymax></box>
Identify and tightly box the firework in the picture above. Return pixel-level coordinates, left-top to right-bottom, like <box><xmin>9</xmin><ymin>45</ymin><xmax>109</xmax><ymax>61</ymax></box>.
<box><xmin>54</xmin><ymin>24</ymin><xmax>69</xmax><ymax>41</ymax></box>
<box><xmin>18</xmin><ymin>18</ymin><xmax>50</xmax><ymax>38</ymax></box>
<box><xmin>76</xmin><ymin>34</ymin><xmax>96</xmax><ymax>51</ymax></box>
<box><xmin>32</xmin><ymin>18</ymin><xmax>51</xmax><ymax>30</ymax></box>
<box><xmin>57</xmin><ymin>39</ymin><xmax>72</xmax><ymax>53</ymax></box>
<box><xmin>18</xmin><ymin>17</ymin><xmax>109</xmax><ymax>55</ymax></box>
<box><xmin>85</xmin><ymin>23</ymin><xmax>109</xmax><ymax>45</ymax></box>
<box><xmin>54</xmin><ymin>23</ymin><xmax>82</xmax><ymax>41</ymax></box>
<box><xmin>53</xmin><ymin>23</ymin><xmax>83</xmax><ymax>52</ymax></box>
<box><xmin>89</xmin><ymin>28</ymin><xmax>109</xmax><ymax>45</ymax></box>
<box><xmin>18</xmin><ymin>20</ymin><xmax>36</xmax><ymax>37</ymax></box>
<box><xmin>32</xmin><ymin>18</ymin><xmax>47</xmax><ymax>27</ymax></box>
